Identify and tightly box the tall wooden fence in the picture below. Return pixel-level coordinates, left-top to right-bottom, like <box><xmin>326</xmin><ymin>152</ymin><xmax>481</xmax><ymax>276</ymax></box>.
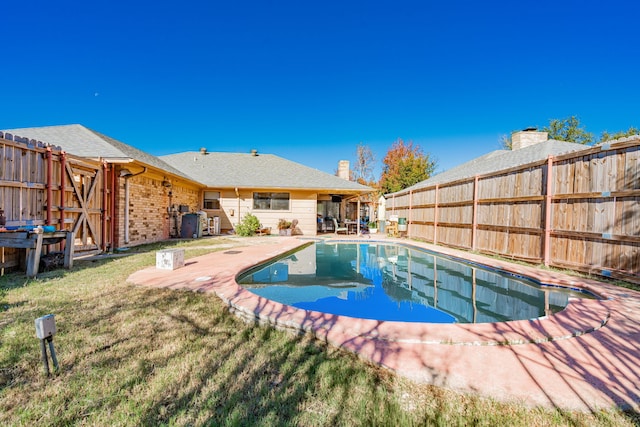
<box><xmin>1</xmin><ymin>132</ymin><xmax>109</xmax><ymax>272</ymax></box>
<box><xmin>386</xmin><ymin>137</ymin><xmax>640</xmax><ymax>284</ymax></box>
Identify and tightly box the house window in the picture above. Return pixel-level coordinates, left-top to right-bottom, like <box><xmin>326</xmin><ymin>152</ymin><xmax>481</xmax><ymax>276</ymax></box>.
<box><xmin>203</xmin><ymin>191</ymin><xmax>220</xmax><ymax>209</ymax></box>
<box><xmin>253</xmin><ymin>192</ymin><xmax>290</xmax><ymax>210</ymax></box>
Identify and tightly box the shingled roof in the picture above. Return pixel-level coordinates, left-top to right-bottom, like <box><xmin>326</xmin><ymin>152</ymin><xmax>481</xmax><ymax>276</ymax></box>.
<box><xmin>1</xmin><ymin>124</ymin><xmax>194</xmax><ymax>182</ymax></box>
<box><xmin>390</xmin><ymin>139</ymin><xmax>590</xmax><ymax>196</ymax></box>
<box><xmin>161</xmin><ymin>151</ymin><xmax>372</xmax><ymax>193</ymax></box>
<box><xmin>1</xmin><ymin>124</ymin><xmax>372</xmax><ymax>193</ymax></box>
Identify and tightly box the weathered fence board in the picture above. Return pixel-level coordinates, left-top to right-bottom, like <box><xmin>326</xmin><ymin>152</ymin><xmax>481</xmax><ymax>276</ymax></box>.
<box><xmin>387</xmin><ymin>137</ymin><xmax>640</xmax><ymax>283</ymax></box>
<box><xmin>1</xmin><ymin>134</ymin><xmax>108</xmax><ymax>273</ymax></box>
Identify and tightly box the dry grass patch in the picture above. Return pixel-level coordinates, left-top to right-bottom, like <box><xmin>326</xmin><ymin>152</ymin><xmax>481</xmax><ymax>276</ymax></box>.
<box><xmin>0</xmin><ymin>237</ymin><xmax>638</xmax><ymax>426</ymax></box>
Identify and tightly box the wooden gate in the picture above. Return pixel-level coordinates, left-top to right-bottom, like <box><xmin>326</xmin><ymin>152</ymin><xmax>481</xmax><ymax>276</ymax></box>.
<box><xmin>60</xmin><ymin>155</ymin><xmax>105</xmax><ymax>254</ymax></box>
<box><xmin>1</xmin><ymin>133</ymin><xmax>110</xmax><ymax>272</ymax></box>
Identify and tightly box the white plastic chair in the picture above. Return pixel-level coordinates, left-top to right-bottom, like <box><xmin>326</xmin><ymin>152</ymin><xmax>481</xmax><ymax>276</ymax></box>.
<box><xmin>332</xmin><ymin>218</ymin><xmax>349</xmax><ymax>235</ymax></box>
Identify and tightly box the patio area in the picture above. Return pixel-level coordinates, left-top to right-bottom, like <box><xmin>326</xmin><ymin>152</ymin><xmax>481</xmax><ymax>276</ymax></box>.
<box><xmin>127</xmin><ymin>235</ymin><xmax>640</xmax><ymax>412</ymax></box>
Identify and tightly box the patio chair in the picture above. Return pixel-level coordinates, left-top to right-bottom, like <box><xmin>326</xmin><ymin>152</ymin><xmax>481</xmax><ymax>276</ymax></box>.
<box><xmin>332</xmin><ymin>218</ymin><xmax>349</xmax><ymax>235</ymax></box>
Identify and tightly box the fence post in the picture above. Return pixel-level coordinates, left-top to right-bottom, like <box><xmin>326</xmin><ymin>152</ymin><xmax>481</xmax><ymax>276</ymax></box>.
<box><xmin>543</xmin><ymin>155</ymin><xmax>554</xmax><ymax>266</ymax></box>
<box><xmin>434</xmin><ymin>184</ymin><xmax>439</xmax><ymax>244</ymax></box>
<box><xmin>408</xmin><ymin>190</ymin><xmax>413</xmax><ymax>238</ymax></box>
<box><xmin>102</xmin><ymin>162</ymin><xmax>108</xmax><ymax>252</ymax></box>
<box><xmin>46</xmin><ymin>147</ymin><xmax>53</xmax><ymax>225</ymax></box>
<box><xmin>472</xmin><ymin>175</ymin><xmax>478</xmax><ymax>250</ymax></box>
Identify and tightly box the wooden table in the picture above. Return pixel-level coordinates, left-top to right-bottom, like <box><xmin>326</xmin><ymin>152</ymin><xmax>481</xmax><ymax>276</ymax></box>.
<box><xmin>344</xmin><ymin>221</ymin><xmax>359</xmax><ymax>235</ymax></box>
<box><xmin>0</xmin><ymin>230</ymin><xmax>74</xmax><ymax>277</ymax></box>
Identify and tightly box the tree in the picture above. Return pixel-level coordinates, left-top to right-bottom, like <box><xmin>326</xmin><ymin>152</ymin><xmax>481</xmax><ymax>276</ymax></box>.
<box><xmin>542</xmin><ymin>115</ymin><xmax>594</xmax><ymax>145</ymax></box>
<box><xmin>379</xmin><ymin>138</ymin><xmax>437</xmax><ymax>194</ymax></box>
<box><xmin>352</xmin><ymin>142</ymin><xmax>376</xmax><ymax>186</ymax></box>
<box><xmin>499</xmin><ymin>133</ymin><xmax>514</xmax><ymax>150</ymax></box>
<box><xmin>600</xmin><ymin>126</ymin><xmax>639</xmax><ymax>142</ymax></box>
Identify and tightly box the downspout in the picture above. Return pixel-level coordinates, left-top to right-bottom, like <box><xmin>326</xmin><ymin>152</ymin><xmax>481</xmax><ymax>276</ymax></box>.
<box><xmin>125</xmin><ymin>179</ymin><xmax>130</xmax><ymax>243</ymax></box>
<box><xmin>235</xmin><ymin>187</ymin><xmax>240</xmax><ymax>227</ymax></box>
<box><xmin>123</xmin><ymin>167</ymin><xmax>147</xmax><ymax>244</ymax></box>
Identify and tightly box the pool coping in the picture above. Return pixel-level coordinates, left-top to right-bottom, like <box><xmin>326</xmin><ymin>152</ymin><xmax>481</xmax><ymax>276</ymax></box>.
<box><xmin>127</xmin><ymin>236</ymin><xmax>640</xmax><ymax>412</ymax></box>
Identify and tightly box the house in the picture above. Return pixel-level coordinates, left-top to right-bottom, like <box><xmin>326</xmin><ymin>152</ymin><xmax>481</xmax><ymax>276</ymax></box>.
<box><xmin>161</xmin><ymin>149</ymin><xmax>372</xmax><ymax>236</ymax></box>
<box><xmin>1</xmin><ymin>124</ymin><xmax>372</xmax><ymax>250</ymax></box>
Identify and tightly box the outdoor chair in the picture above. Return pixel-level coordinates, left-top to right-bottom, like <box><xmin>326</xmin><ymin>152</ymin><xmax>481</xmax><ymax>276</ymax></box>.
<box><xmin>332</xmin><ymin>218</ymin><xmax>349</xmax><ymax>235</ymax></box>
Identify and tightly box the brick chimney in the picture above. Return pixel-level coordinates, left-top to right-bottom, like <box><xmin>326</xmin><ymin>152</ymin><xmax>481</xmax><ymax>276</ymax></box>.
<box><xmin>511</xmin><ymin>127</ymin><xmax>548</xmax><ymax>150</ymax></box>
<box><xmin>338</xmin><ymin>160</ymin><xmax>350</xmax><ymax>180</ymax></box>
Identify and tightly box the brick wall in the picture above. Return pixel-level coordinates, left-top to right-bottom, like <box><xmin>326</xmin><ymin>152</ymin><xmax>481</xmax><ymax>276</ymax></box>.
<box><xmin>115</xmin><ymin>174</ymin><xmax>200</xmax><ymax>248</ymax></box>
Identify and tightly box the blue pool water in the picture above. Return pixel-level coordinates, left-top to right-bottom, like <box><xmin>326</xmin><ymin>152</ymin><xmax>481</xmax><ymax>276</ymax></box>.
<box><xmin>238</xmin><ymin>242</ymin><xmax>593</xmax><ymax>323</ymax></box>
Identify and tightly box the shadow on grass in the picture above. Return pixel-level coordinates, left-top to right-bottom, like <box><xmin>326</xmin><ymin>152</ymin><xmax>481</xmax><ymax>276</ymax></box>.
<box><xmin>4</xmin><ymin>236</ymin><xmax>638</xmax><ymax>425</ymax></box>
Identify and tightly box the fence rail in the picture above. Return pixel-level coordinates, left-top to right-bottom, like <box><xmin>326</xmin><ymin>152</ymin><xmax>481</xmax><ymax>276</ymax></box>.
<box><xmin>1</xmin><ymin>132</ymin><xmax>109</xmax><ymax>273</ymax></box>
<box><xmin>386</xmin><ymin>137</ymin><xmax>640</xmax><ymax>284</ymax></box>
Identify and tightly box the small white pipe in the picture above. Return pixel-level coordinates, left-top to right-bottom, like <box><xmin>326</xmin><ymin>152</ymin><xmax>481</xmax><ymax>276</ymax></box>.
<box><xmin>122</xmin><ymin>167</ymin><xmax>146</xmax><ymax>245</ymax></box>
<box><xmin>125</xmin><ymin>179</ymin><xmax>130</xmax><ymax>243</ymax></box>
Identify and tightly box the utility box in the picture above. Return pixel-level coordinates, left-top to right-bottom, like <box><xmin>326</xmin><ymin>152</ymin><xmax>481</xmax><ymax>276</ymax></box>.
<box><xmin>156</xmin><ymin>249</ymin><xmax>185</xmax><ymax>270</ymax></box>
<box><xmin>180</xmin><ymin>213</ymin><xmax>202</xmax><ymax>238</ymax></box>
<box><xmin>35</xmin><ymin>314</ymin><xmax>56</xmax><ymax>339</ymax></box>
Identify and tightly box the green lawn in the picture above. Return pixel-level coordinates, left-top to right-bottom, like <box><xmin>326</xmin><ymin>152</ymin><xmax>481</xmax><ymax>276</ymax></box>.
<box><xmin>0</xmin><ymin>238</ymin><xmax>637</xmax><ymax>426</ymax></box>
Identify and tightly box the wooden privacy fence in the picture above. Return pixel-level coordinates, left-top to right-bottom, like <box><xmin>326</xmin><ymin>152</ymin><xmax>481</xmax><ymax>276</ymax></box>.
<box><xmin>1</xmin><ymin>132</ymin><xmax>110</xmax><ymax>272</ymax></box>
<box><xmin>386</xmin><ymin>137</ymin><xmax>640</xmax><ymax>284</ymax></box>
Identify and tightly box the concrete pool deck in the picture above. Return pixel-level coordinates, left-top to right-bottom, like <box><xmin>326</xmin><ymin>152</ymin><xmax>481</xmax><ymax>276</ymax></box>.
<box><xmin>127</xmin><ymin>235</ymin><xmax>640</xmax><ymax>412</ymax></box>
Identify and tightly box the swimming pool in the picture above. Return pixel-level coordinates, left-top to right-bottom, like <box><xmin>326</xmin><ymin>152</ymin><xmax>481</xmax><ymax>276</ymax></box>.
<box><xmin>238</xmin><ymin>241</ymin><xmax>594</xmax><ymax>323</ymax></box>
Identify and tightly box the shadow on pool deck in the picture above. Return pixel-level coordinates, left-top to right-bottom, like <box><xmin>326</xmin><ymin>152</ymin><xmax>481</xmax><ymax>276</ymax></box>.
<box><xmin>127</xmin><ymin>235</ymin><xmax>640</xmax><ymax>413</ymax></box>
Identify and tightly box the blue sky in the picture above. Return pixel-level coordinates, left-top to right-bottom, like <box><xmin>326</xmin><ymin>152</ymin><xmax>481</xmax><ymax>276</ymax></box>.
<box><xmin>2</xmin><ymin>1</ymin><xmax>638</xmax><ymax>176</ymax></box>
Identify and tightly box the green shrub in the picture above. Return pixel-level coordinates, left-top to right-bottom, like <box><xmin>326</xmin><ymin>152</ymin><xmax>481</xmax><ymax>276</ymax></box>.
<box><xmin>235</xmin><ymin>213</ymin><xmax>261</xmax><ymax>236</ymax></box>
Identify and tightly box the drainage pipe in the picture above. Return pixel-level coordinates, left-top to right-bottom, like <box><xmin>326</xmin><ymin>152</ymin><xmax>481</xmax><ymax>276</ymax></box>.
<box><xmin>235</xmin><ymin>187</ymin><xmax>240</xmax><ymax>227</ymax></box>
<box><xmin>122</xmin><ymin>167</ymin><xmax>147</xmax><ymax>244</ymax></box>
<box><xmin>110</xmin><ymin>165</ymin><xmax>116</xmax><ymax>250</ymax></box>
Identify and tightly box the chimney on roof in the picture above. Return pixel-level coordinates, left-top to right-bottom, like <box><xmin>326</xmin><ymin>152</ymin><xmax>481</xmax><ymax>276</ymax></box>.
<box><xmin>338</xmin><ymin>160</ymin><xmax>350</xmax><ymax>181</ymax></box>
<box><xmin>511</xmin><ymin>127</ymin><xmax>548</xmax><ymax>150</ymax></box>
<box><xmin>200</xmin><ymin>147</ymin><xmax>208</xmax><ymax>155</ymax></box>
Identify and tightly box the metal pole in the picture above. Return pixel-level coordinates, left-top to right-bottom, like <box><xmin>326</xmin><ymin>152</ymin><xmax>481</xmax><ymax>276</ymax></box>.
<box><xmin>47</xmin><ymin>337</ymin><xmax>59</xmax><ymax>371</ymax></box>
<box><xmin>40</xmin><ymin>339</ymin><xmax>50</xmax><ymax>376</ymax></box>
